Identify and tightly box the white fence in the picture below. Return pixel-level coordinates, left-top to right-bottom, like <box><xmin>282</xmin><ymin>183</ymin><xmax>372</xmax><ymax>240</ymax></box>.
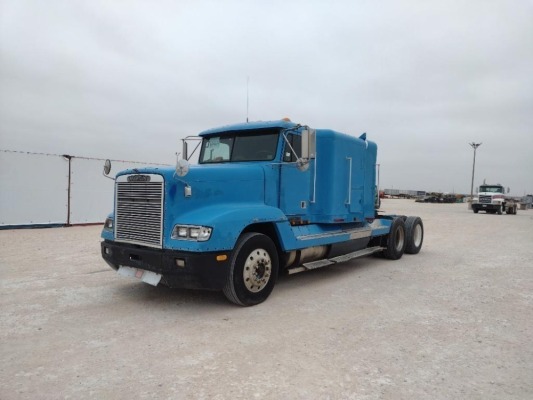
<box><xmin>0</xmin><ymin>150</ymin><xmax>169</xmax><ymax>228</ymax></box>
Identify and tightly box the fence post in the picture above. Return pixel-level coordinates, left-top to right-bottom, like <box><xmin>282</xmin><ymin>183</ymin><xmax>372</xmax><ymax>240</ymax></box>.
<box><xmin>63</xmin><ymin>155</ymin><xmax>73</xmax><ymax>226</ymax></box>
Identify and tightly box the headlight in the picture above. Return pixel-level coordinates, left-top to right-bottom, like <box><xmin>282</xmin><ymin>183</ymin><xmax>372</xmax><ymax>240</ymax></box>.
<box><xmin>104</xmin><ymin>217</ymin><xmax>114</xmax><ymax>230</ymax></box>
<box><xmin>171</xmin><ymin>225</ymin><xmax>212</xmax><ymax>242</ymax></box>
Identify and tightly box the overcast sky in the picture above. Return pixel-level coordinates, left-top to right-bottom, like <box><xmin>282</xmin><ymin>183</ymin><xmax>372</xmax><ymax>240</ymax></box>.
<box><xmin>1</xmin><ymin>0</ymin><xmax>532</xmax><ymax>195</ymax></box>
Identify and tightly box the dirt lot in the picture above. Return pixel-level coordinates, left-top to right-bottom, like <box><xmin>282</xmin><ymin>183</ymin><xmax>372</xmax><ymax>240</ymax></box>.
<box><xmin>1</xmin><ymin>199</ymin><xmax>532</xmax><ymax>399</ymax></box>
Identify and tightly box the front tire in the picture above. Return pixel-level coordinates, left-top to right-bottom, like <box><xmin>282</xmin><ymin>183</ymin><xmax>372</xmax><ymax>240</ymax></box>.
<box><xmin>382</xmin><ymin>218</ymin><xmax>406</xmax><ymax>260</ymax></box>
<box><xmin>223</xmin><ymin>233</ymin><xmax>279</xmax><ymax>306</ymax></box>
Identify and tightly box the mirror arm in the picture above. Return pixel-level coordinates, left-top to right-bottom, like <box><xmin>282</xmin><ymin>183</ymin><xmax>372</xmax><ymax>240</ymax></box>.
<box><xmin>188</xmin><ymin>141</ymin><xmax>201</xmax><ymax>160</ymax></box>
<box><xmin>102</xmin><ymin>172</ymin><xmax>115</xmax><ymax>181</ymax></box>
<box><xmin>181</xmin><ymin>136</ymin><xmax>203</xmax><ymax>161</ymax></box>
<box><xmin>281</xmin><ymin>132</ymin><xmax>302</xmax><ymax>163</ymax></box>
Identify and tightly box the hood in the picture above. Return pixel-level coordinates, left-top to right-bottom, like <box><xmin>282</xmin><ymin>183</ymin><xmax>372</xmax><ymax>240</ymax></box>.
<box><xmin>116</xmin><ymin>163</ymin><xmax>268</xmax><ymax>223</ymax></box>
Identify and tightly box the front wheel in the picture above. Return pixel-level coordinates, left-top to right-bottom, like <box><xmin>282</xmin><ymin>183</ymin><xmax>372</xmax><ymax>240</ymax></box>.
<box><xmin>497</xmin><ymin>206</ymin><xmax>503</xmax><ymax>215</ymax></box>
<box><xmin>223</xmin><ymin>233</ymin><xmax>279</xmax><ymax>306</ymax></box>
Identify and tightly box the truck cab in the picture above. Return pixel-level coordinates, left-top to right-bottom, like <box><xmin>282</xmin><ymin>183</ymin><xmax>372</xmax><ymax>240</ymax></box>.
<box><xmin>101</xmin><ymin>120</ymin><xmax>424</xmax><ymax>305</ymax></box>
<box><xmin>472</xmin><ymin>184</ymin><xmax>517</xmax><ymax>215</ymax></box>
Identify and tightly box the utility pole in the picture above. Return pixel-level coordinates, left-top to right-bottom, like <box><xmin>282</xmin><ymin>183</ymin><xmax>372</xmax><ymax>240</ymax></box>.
<box><xmin>469</xmin><ymin>142</ymin><xmax>482</xmax><ymax>208</ymax></box>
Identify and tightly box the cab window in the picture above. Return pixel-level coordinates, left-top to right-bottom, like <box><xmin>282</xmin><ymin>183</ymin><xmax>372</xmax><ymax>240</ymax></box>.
<box><xmin>283</xmin><ymin>134</ymin><xmax>302</xmax><ymax>162</ymax></box>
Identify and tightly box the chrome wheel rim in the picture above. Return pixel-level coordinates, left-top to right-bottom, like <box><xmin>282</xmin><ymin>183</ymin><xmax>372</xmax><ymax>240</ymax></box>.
<box><xmin>395</xmin><ymin>226</ymin><xmax>405</xmax><ymax>251</ymax></box>
<box><xmin>413</xmin><ymin>224</ymin><xmax>422</xmax><ymax>247</ymax></box>
<box><xmin>243</xmin><ymin>248</ymin><xmax>272</xmax><ymax>293</ymax></box>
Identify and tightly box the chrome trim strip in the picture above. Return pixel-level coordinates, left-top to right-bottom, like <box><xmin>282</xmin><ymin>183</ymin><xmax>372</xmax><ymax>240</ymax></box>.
<box><xmin>297</xmin><ymin>227</ymin><xmax>372</xmax><ymax>241</ymax></box>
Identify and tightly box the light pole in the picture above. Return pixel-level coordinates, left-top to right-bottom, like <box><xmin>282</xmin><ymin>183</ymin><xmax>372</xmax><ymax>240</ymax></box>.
<box><xmin>469</xmin><ymin>142</ymin><xmax>482</xmax><ymax>207</ymax></box>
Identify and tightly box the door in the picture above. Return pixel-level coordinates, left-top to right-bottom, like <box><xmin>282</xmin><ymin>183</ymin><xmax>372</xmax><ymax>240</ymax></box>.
<box><xmin>279</xmin><ymin>134</ymin><xmax>312</xmax><ymax>217</ymax></box>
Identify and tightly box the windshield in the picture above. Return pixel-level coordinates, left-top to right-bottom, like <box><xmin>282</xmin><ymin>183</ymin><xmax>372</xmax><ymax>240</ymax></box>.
<box><xmin>199</xmin><ymin>129</ymin><xmax>279</xmax><ymax>163</ymax></box>
<box><xmin>479</xmin><ymin>186</ymin><xmax>504</xmax><ymax>193</ymax></box>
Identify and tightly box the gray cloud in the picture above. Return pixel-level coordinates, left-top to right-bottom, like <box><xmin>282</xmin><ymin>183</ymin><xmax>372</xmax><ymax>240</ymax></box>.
<box><xmin>1</xmin><ymin>0</ymin><xmax>532</xmax><ymax>194</ymax></box>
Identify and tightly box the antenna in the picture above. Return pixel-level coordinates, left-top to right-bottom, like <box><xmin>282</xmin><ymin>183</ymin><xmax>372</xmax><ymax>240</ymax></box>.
<box><xmin>246</xmin><ymin>76</ymin><xmax>249</xmax><ymax>123</ymax></box>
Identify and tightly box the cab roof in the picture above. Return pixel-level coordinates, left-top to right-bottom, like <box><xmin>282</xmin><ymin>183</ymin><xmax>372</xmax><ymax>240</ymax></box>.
<box><xmin>198</xmin><ymin>119</ymin><xmax>299</xmax><ymax>137</ymax></box>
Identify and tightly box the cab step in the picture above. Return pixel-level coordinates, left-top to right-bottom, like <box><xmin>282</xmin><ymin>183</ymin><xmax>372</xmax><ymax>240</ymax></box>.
<box><xmin>287</xmin><ymin>246</ymin><xmax>384</xmax><ymax>275</ymax></box>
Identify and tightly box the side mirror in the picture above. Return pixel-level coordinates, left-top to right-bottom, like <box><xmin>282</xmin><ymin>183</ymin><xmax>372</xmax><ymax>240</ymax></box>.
<box><xmin>507</xmin><ymin>187</ymin><xmax>510</xmax><ymax>193</ymax></box>
<box><xmin>183</xmin><ymin>141</ymin><xmax>188</xmax><ymax>161</ymax></box>
<box><xmin>175</xmin><ymin>158</ymin><xmax>190</xmax><ymax>177</ymax></box>
<box><xmin>301</xmin><ymin>128</ymin><xmax>316</xmax><ymax>160</ymax></box>
<box><xmin>475</xmin><ymin>187</ymin><xmax>479</xmax><ymax>193</ymax></box>
<box><xmin>103</xmin><ymin>159</ymin><xmax>112</xmax><ymax>175</ymax></box>
<box><xmin>102</xmin><ymin>159</ymin><xmax>115</xmax><ymax>181</ymax></box>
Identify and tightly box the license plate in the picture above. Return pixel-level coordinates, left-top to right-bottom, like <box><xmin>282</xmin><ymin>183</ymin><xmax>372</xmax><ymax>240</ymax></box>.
<box><xmin>118</xmin><ymin>266</ymin><xmax>162</xmax><ymax>286</ymax></box>
<box><xmin>482</xmin><ymin>205</ymin><xmax>487</xmax><ymax>207</ymax></box>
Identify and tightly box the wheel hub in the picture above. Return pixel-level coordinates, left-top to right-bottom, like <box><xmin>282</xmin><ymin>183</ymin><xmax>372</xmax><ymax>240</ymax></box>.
<box><xmin>413</xmin><ymin>224</ymin><xmax>422</xmax><ymax>247</ymax></box>
<box><xmin>394</xmin><ymin>226</ymin><xmax>405</xmax><ymax>251</ymax></box>
<box><xmin>243</xmin><ymin>248</ymin><xmax>271</xmax><ymax>293</ymax></box>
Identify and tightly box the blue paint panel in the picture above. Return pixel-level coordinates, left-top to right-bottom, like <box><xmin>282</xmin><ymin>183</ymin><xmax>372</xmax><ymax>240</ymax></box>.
<box><xmin>166</xmin><ymin>204</ymin><xmax>287</xmax><ymax>251</ymax></box>
<box><xmin>263</xmin><ymin>164</ymin><xmax>281</xmax><ymax>208</ymax></box>
<box><xmin>305</xmin><ymin>129</ymin><xmax>377</xmax><ymax>223</ymax></box>
<box><xmin>369</xmin><ymin>218</ymin><xmax>393</xmax><ymax>236</ymax></box>
<box><xmin>279</xmin><ymin>160</ymin><xmax>313</xmax><ymax>215</ymax></box>
<box><xmin>273</xmin><ymin>221</ymin><xmax>370</xmax><ymax>251</ymax></box>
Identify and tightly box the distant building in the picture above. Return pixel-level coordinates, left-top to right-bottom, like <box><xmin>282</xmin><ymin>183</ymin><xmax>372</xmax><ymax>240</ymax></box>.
<box><xmin>383</xmin><ymin>189</ymin><xmax>426</xmax><ymax>198</ymax></box>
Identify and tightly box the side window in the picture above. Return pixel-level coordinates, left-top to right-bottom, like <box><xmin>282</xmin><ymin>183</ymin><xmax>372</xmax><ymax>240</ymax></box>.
<box><xmin>201</xmin><ymin>137</ymin><xmax>232</xmax><ymax>163</ymax></box>
<box><xmin>232</xmin><ymin>133</ymin><xmax>278</xmax><ymax>161</ymax></box>
<box><xmin>283</xmin><ymin>134</ymin><xmax>302</xmax><ymax>162</ymax></box>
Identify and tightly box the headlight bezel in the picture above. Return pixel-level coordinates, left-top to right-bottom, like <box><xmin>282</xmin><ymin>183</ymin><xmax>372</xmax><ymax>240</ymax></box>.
<box><xmin>104</xmin><ymin>217</ymin><xmax>114</xmax><ymax>230</ymax></box>
<box><xmin>171</xmin><ymin>225</ymin><xmax>213</xmax><ymax>242</ymax></box>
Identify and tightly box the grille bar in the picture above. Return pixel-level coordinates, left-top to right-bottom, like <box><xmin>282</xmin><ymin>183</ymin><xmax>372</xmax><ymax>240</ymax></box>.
<box><xmin>115</xmin><ymin>175</ymin><xmax>164</xmax><ymax>248</ymax></box>
<box><xmin>479</xmin><ymin>195</ymin><xmax>492</xmax><ymax>204</ymax></box>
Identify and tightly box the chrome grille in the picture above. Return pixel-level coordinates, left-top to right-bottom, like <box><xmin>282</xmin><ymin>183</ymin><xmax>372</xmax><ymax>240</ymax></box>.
<box><xmin>115</xmin><ymin>174</ymin><xmax>164</xmax><ymax>248</ymax></box>
<box><xmin>479</xmin><ymin>195</ymin><xmax>492</xmax><ymax>204</ymax></box>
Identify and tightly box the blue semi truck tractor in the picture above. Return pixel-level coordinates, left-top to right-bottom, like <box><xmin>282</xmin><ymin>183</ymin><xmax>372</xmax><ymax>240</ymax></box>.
<box><xmin>101</xmin><ymin>119</ymin><xmax>424</xmax><ymax>306</ymax></box>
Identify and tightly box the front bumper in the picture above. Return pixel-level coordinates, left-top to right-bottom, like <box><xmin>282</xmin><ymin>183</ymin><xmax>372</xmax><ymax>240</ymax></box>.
<box><xmin>101</xmin><ymin>240</ymin><xmax>230</xmax><ymax>290</ymax></box>
<box><xmin>473</xmin><ymin>203</ymin><xmax>500</xmax><ymax>211</ymax></box>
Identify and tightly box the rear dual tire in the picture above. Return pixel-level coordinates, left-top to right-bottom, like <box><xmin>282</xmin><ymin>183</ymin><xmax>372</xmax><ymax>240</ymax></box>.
<box><xmin>381</xmin><ymin>216</ymin><xmax>424</xmax><ymax>259</ymax></box>
<box><xmin>382</xmin><ymin>218</ymin><xmax>407</xmax><ymax>260</ymax></box>
<box><xmin>404</xmin><ymin>216</ymin><xmax>424</xmax><ymax>254</ymax></box>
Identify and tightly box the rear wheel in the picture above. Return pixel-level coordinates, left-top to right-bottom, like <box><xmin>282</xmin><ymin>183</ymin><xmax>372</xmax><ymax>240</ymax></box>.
<box><xmin>405</xmin><ymin>216</ymin><xmax>424</xmax><ymax>254</ymax></box>
<box><xmin>381</xmin><ymin>218</ymin><xmax>406</xmax><ymax>260</ymax></box>
<box><xmin>223</xmin><ymin>233</ymin><xmax>279</xmax><ymax>306</ymax></box>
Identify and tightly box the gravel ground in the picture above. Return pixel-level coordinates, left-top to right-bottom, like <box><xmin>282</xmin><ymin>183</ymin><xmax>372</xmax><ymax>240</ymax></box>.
<box><xmin>1</xmin><ymin>199</ymin><xmax>532</xmax><ymax>400</ymax></box>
